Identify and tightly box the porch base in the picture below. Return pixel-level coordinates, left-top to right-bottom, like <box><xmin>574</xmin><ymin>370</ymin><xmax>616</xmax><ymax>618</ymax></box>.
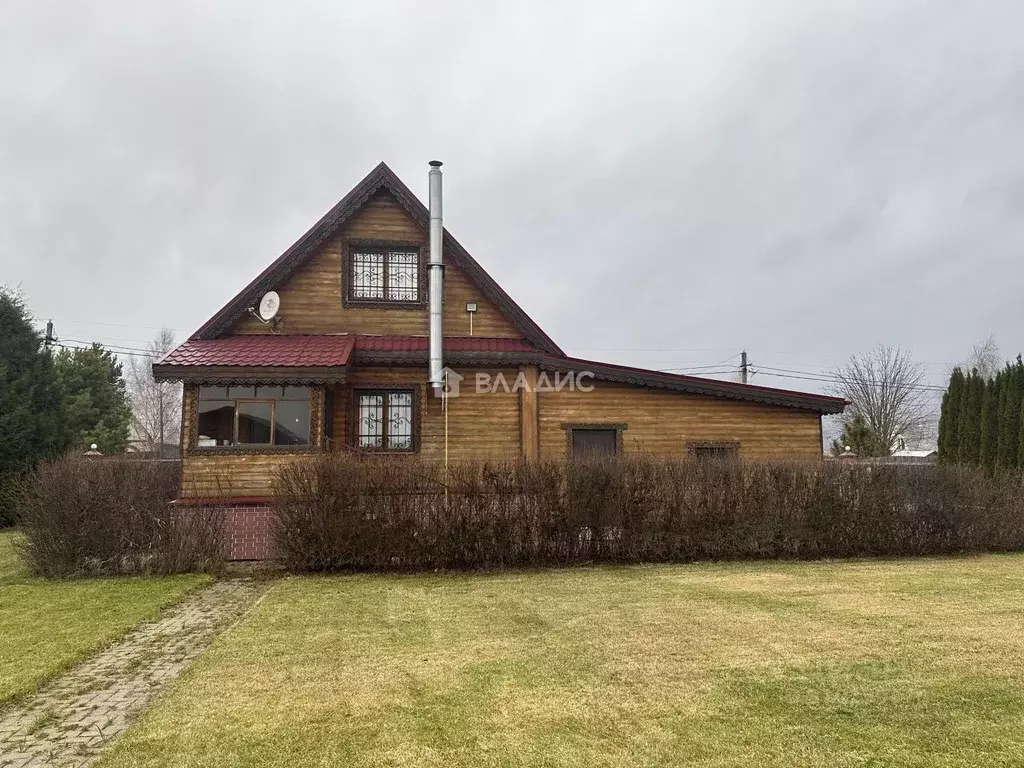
<box><xmin>176</xmin><ymin>498</ymin><xmax>275</xmax><ymax>561</ymax></box>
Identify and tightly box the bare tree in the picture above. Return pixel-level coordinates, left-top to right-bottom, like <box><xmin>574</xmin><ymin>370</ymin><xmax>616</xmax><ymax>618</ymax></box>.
<box><xmin>832</xmin><ymin>345</ymin><xmax>931</xmax><ymax>456</ymax></box>
<box><xmin>125</xmin><ymin>329</ymin><xmax>181</xmax><ymax>455</ymax></box>
<box><xmin>964</xmin><ymin>335</ymin><xmax>1001</xmax><ymax>380</ymax></box>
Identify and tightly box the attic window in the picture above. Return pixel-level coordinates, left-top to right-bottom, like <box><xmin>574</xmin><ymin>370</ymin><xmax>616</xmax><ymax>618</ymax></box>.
<box><xmin>346</xmin><ymin>243</ymin><xmax>422</xmax><ymax>305</ymax></box>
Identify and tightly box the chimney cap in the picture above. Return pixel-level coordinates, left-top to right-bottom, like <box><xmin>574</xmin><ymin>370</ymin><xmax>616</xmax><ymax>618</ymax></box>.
<box><xmin>429</xmin><ymin>160</ymin><xmax>443</xmax><ymax>168</ymax></box>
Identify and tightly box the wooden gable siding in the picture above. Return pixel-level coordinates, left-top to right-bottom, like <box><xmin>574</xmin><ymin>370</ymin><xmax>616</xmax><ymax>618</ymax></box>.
<box><xmin>230</xmin><ymin>193</ymin><xmax>521</xmax><ymax>338</ymax></box>
<box><xmin>538</xmin><ymin>381</ymin><xmax>823</xmax><ymax>460</ymax></box>
<box><xmin>333</xmin><ymin>366</ymin><xmax>522</xmax><ymax>461</ymax></box>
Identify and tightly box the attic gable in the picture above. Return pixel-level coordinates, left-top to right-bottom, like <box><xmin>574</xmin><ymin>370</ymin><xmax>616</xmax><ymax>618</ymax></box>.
<box><xmin>228</xmin><ymin>191</ymin><xmax>522</xmax><ymax>338</ymax></box>
<box><xmin>194</xmin><ymin>162</ymin><xmax>562</xmax><ymax>354</ymax></box>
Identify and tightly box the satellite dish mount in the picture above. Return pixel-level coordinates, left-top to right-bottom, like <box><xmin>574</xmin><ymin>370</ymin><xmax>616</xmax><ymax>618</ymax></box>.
<box><xmin>249</xmin><ymin>290</ymin><xmax>283</xmax><ymax>331</ymax></box>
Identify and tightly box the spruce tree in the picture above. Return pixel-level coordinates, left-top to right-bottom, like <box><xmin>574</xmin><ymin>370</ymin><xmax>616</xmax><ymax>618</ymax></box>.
<box><xmin>980</xmin><ymin>377</ymin><xmax>1000</xmax><ymax>471</ymax></box>
<box><xmin>939</xmin><ymin>367</ymin><xmax>966</xmax><ymax>462</ymax></box>
<box><xmin>53</xmin><ymin>344</ymin><xmax>132</xmax><ymax>454</ymax></box>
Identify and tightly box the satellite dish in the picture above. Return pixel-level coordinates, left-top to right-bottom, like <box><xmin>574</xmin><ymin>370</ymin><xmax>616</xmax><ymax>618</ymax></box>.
<box><xmin>257</xmin><ymin>291</ymin><xmax>280</xmax><ymax>322</ymax></box>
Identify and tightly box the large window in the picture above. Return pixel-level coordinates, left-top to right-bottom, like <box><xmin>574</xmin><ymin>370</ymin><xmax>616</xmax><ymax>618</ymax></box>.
<box><xmin>197</xmin><ymin>386</ymin><xmax>311</xmax><ymax>448</ymax></box>
<box><xmin>347</xmin><ymin>246</ymin><xmax>421</xmax><ymax>304</ymax></box>
<box><xmin>354</xmin><ymin>390</ymin><xmax>415</xmax><ymax>452</ymax></box>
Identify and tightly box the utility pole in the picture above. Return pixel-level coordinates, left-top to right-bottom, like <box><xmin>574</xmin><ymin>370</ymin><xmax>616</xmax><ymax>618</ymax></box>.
<box><xmin>741</xmin><ymin>350</ymin><xmax>748</xmax><ymax>384</ymax></box>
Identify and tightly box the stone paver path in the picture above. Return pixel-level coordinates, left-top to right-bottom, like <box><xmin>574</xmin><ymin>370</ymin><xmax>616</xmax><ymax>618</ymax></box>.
<box><xmin>0</xmin><ymin>579</ymin><xmax>264</xmax><ymax>768</ymax></box>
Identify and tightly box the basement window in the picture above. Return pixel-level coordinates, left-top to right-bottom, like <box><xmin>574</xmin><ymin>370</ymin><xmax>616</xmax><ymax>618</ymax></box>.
<box><xmin>196</xmin><ymin>385</ymin><xmax>311</xmax><ymax>448</ymax></box>
<box><xmin>687</xmin><ymin>442</ymin><xmax>740</xmax><ymax>461</ymax></box>
<box><xmin>354</xmin><ymin>389</ymin><xmax>416</xmax><ymax>452</ymax></box>
<box><xmin>347</xmin><ymin>245</ymin><xmax>421</xmax><ymax>304</ymax></box>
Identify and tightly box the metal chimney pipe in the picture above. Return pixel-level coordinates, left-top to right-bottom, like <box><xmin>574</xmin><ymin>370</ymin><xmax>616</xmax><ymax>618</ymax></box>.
<box><xmin>428</xmin><ymin>161</ymin><xmax>444</xmax><ymax>393</ymax></box>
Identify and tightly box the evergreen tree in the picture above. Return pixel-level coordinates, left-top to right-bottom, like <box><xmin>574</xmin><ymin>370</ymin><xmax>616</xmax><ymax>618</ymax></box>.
<box><xmin>958</xmin><ymin>370</ymin><xmax>984</xmax><ymax>465</ymax></box>
<box><xmin>938</xmin><ymin>366</ymin><xmax>966</xmax><ymax>462</ymax></box>
<box><xmin>995</xmin><ymin>367</ymin><xmax>1009</xmax><ymax>461</ymax></box>
<box><xmin>997</xmin><ymin>358</ymin><xmax>1024</xmax><ymax>469</ymax></box>
<box><xmin>1018</xmin><ymin>392</ymin><xmax>1024</xmax><ymax>472</ymax></box>
<box><xmin>53</xmin><ymin>344</ymin><xmax>132</xmax><ymax>454</ymax></box>
<box><xmin>830</xmin><ymin>412</ymin><xmax>885</xmax><ymax>456</ymax></box>
<box><xmin>0</xmin><ymin>288</ymin><xmax>66</xmax><ymax>525</ymax></box>
<box><xmin>980</xmin><ymin>376</ymin><xmax>1000</xmax><ymax>471</ymax></box>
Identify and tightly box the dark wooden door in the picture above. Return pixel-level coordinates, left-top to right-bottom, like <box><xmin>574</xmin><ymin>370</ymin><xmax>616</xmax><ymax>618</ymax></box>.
<box><xmin>571</xmin><ymin>428</ymin><xmax>618</xmax><ymax>456</ymax></box>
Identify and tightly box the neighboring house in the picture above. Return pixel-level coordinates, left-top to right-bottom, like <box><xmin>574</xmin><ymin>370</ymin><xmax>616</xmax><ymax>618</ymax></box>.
<box><xmin>154</xmin><ymin>162</ymin><xmax>844</xmax><ymax>556</ymax></box>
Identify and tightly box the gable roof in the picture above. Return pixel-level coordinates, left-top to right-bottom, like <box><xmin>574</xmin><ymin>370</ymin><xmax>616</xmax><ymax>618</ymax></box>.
<box><xmin>192</xmin><ymin>162</ymin><xmax>563</xmax><ymax>354</ymax></box>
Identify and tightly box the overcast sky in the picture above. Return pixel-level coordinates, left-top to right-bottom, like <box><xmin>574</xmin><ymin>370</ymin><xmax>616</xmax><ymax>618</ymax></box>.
<box><xmin>3</xmin><ymin>0</ymin><xmax>1022</xmax><ymax>437</ymax></box>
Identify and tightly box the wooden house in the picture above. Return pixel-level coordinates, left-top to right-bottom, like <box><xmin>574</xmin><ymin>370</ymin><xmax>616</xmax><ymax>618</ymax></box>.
<box><xmin>154</xmin><ymin>162</ymin><xmax>845</xmax><ymax>558</ymax></box>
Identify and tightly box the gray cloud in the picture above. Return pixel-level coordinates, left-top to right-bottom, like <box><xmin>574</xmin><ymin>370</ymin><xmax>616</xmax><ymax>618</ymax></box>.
<box><xmin>3</xmin><ymin>0</ymin><xmax>1022</xmax><ymax>442</ymax></box>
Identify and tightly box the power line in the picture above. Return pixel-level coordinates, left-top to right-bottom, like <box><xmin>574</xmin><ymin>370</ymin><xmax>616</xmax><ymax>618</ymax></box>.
<box><xmin>53</xmin><ymin>341</ymin><xmax>155</xmax><ymax>359</ymax></box>
<box><xmin>36</xmin><ymin>317</ymin><xmax>191</xmax><ymax>334</ymax></box>
<box><xmin>61</xmin><ymin>338</ymin><xmax>154</xmax><ymax>355</ymax></box>
<box><xmin>751</xmin><ymin>366</ymin><xmax>947</xmax><ymax>393</ymax></box>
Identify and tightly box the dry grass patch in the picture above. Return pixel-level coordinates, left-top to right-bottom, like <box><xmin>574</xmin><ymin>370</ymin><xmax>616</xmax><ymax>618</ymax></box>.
<box><xmin>100</xmin><ymin>556</ymin><xmax>1024</xmax><ymax>767</ymax></box>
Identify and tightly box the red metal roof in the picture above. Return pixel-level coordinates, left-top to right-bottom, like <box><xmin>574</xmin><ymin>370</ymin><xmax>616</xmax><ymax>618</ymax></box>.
<box><xmin>157</xmin><ymin>335</ymin><xmax>356</xmax><ymax>368</ymax></box>
<box><xmin>157</xmin><ymin>334</ymin><xmax>534</xmax><ymax>367</ymax></box>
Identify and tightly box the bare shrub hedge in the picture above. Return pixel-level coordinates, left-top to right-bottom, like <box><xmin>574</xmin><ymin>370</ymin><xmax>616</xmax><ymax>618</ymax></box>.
<box><xmin>16</xmin><ymin>456</ymin><xmax>225</xmax><ymax>577</ymax></box>
<box><xmin>273</xmin><ymin>454</ymin><xmax>1024</xmax><ymax>572</ymax></box>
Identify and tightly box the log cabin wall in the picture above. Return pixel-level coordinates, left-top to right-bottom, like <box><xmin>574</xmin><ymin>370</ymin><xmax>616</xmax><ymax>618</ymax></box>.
<box><xmin>181</xmin><ymin>453</ymin><xmax>309</xmax><ymax>498</ymax></box>
<box><xmin>537</xmin><ymin>381</ymin><xmax>823</xmax><ymax>460</ymax></box>
<box><xmin>229</xmin><ymin>191</ymin><xmax>521</xmax><ymax>338</ymax></box>
<box><xmin>332</xmin><ymin>366</ymin><xmax>523</xmax><ymax>461</ymax></box>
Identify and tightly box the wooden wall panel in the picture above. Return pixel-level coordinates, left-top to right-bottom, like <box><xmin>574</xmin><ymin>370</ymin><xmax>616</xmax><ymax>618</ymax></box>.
<box><xmin>538</xmin><ymin>382</ymin><xmax>823</xmax><ymax>460</ymax></box>
<box><xmin>230</xmin><ymin>192</ymin><xmax>521</xmax><ymax>338</ymax></box>
<box><xmin>337</xmin><ymin>367</ymin><xmax>522</xmax><ymax>461</ymax></box>
<box><xmin>181</xmin><ymin>453</ymin><xmax>308</xmax><ymax>498</ymax></box>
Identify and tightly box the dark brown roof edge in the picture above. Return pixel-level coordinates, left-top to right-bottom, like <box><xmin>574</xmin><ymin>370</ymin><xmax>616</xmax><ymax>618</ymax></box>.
<box><xmin>541</xmin><ymin>355</ymin><xmax>848</xmax><ymax>415</ymax></box>
<box><xmin>192</xmin><ymin>162</ymin><xmax>563</xmax><ymax>355</ymax></box>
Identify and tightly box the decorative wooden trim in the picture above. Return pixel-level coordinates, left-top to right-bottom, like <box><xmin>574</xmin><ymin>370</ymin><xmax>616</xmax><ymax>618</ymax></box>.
<box><xmin>193</xmin><ymin>165</ymin><xmax>563</xmax><ymax>355</ymax></box>
<box><xmin>310</xmin><ymin>385</ymin><xmax>325</xmax><ymax>450</ymax></box>
<box><xmin>182</xmin><ymin>386</ymin><xmax>198</xmax><ymax>452</ymax></box>
<box><xmin>561</xmin><ymin>422</ymin><xmax>628</xmax><ymax>456</ymax></box>
<box><xmin>188</xmin><ymin>445</ymin><xmax>320</xmax><ymax>457</ymax></box>
<box><xmin>342</xmin><ymin>239</ymin><xmax>427</xmax><ymax>310</ymax></box>
<box><xmin>349</xmin><ymin>383</ymin><xmax>421</xmax><ymax>454</ymax></box>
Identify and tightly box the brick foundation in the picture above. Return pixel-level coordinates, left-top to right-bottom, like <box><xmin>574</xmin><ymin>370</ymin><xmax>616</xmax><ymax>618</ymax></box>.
<box><xmin>175</xmin><ymin>499</ymin><xmax>276</xmax><ymax>561</ymax></box>
<box><xmin>224</xmin><ymin>504</ymin><xmax>275</xmax><ymax>561</ymax></box>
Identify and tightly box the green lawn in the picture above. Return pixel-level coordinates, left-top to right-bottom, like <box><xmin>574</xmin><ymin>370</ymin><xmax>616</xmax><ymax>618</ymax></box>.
<box><xmin>97</xmin><ymin>555</ymin><xmax>1024</xmax><ymax>768</ymax></box>
<box><xmin>0</xmin><ymin>530</ymin><xmax>210</xmax><ymax>704</ymax></box>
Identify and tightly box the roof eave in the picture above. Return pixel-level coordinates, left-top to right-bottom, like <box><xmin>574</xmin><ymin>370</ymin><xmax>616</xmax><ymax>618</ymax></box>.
<box><xmin>540</xmin><ymin>356</ymin><xmax>847</xmax><ymax>415</ymax></box>
<box><xmin>152</xmin><ymin>364</ymin><xmax>349</xmax><ymax>384</ymax></box>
